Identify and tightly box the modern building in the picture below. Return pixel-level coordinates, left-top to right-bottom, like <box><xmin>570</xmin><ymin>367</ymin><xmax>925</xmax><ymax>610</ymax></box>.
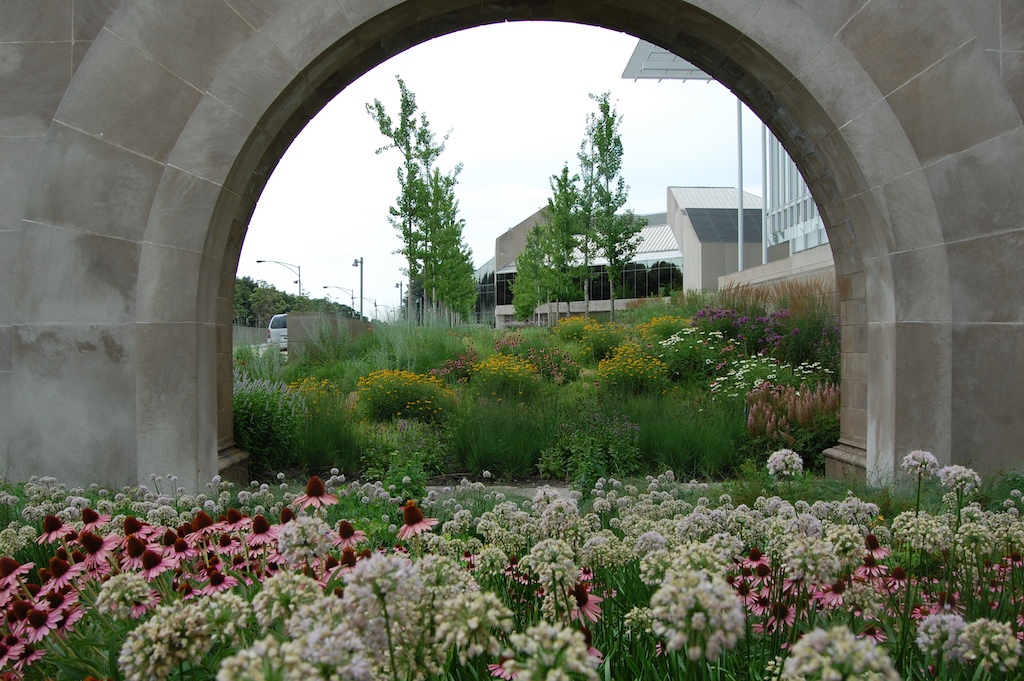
<box><xmin>491</xmin><ymin>209</ymin><xmax>684</xmax><ymax>327</ymax></box>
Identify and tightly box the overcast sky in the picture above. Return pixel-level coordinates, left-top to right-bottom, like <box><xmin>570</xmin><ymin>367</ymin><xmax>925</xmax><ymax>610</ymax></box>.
<box><xmin>237</xmin><ymin>21</ymin><xmax>767</xmax><ymax>319</ymax></box>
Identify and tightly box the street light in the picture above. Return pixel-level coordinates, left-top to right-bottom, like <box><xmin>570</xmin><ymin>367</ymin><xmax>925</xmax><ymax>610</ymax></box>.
<box><xmin>256</xmin><ymin>260</ymin><xmax>302</xmax><ymax>296</ymax></box>
<box><xmin>364</xmin><ymin>298</ymin><xmax>380</xmax><ymax>319</ymax></box>
<box><xmin>352</xmin><ymin>257</ymin><xmax>363</xmax><ymax>320</ymax></box>
<box><xmin>395</xmin><ymin>281</ymin><xmax>403</xmax><ymax>319</ymax></box>
<box><xmin>323</xmin><ymin>285</ymin><xmax>355</xmax><ymax>317</ymax></box>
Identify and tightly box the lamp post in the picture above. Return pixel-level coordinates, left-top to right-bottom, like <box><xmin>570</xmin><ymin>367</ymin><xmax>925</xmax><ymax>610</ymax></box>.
<box><xmin>364</xmin><ymin>298</ymin><xmax>380</xmax><ymax>319</ymax></box>
<box><xmin>323</xmin><ymin>286</ymin><xmax>355</xmax><ymax>317</ymax></box>
<box><xmin>395</xmin><ymin>281</ymin><xmax>403</xmax><ymax>319</ymax></box>
<box><xmin>256</xmin><ymin>260</ymin><xmax>302</xmax><ymax>295</ymax></box>
<box><xmin>352</xmin><ymin>257</ymin><xmax>363</xmax><ymax>320</ymax></box>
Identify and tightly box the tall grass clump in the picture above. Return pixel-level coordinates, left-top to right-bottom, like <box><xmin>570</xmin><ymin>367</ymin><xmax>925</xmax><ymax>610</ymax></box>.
<box><xmin>286</xmin><ymin>377</ymin><xmax>361</xmax><ymax>475</ymax></box>
<box><xmin>232</xmin><ymin>344</ymin><xmax>287</xmax><ymax>381</ymax></box>
<box><xmin>289</xmin><ymin>315</ymin><xmax>355</xmax><ymax>365</ymax></box>
<box><xmin>232</xmin><ymin>375</ymin><xmax>306</xmax><ymax>474</ymax></box>
<box><xmin>367</xmin><ymin>319</ymin><xmax>467</xmax><ymax>373</ymax></box>
<box><xmin>448</xmin><ymin>397</ymin><xmax>558</xmax><ymax>478</ymax></box>
<box><xmin>614</xmin><ymin>394</ymin><xmax>749</xmax><ymax>478</ymax></box>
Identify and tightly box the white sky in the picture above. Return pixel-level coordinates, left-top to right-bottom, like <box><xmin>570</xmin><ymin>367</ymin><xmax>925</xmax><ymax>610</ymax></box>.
<box><xmin>237</xmin><ymin>21</ymin><xmax>767</xmax><ymax>319</ymax></box>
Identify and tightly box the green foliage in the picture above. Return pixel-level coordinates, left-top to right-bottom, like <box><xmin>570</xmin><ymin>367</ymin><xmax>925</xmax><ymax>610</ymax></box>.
<box><xmin>356</xmin><ymin>369</ymin><xmax>452</xmax><ymax>423</ymax></box>
<box><xmin>292</xmin><ymin>393</ymin><xmax>362</xmax><ymax>476</ymax></box>
<box><xmin>232</xmin><ymin>376</ymin><xmax>305</xmax><ymax>474</ymax></box>
<box><xmin>538</xmin><ymin>409</ymin><xmax>642</xmax><ymax>491</ymax></box>
<box><xmin>744</xmin><ymin>381</ymin><xmax>841</xmax><ymax>473</ymax></box>
<box><xmin>595</xmin><ymin>343</ymin><xmax>669</xmax><ymax>395</ymax></box>
<box><xmin>655</xmin><ymin>326</ymin><xmax>735</xmax><ymax>387</ymax></box>
<box><xmin>511</xmin><ymin>222</ymin><xmax>555</xmax><ymax>320</ymax></box>
<box><xmin>552</xmin><ymin>316</ymin><xmax>600</xmax><ymax>344</ymax></box>
<box><xmin>233</xmin><ymin>276</ymin><xmax>352</xmax><ymax>328</ymax></box>
<box><xmin>367</xmin><ymin>320</ymin><xmax>467</xmax><ymax>374</ymax></box>
<box><xmin>361</xmin><ymin>419</ymin><xmax>447</xmax><ymax>483</ymax></box>
<box><xmin>233</xmin><ymin>344</ymin><xmax>287</xmax><ymax>382</ymax></box>
<box><xmin>447</xmin><ymin>398</ymin><xmax>558</xmax><ymax>478</ymax></box>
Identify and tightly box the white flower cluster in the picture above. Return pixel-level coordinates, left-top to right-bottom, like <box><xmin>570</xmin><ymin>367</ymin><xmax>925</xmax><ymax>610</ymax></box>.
<box><xmin>95</xmin><ymin>573</ymin><xmax>158</xmax><ymax>619</ymax></box>
<box><xmin>901</xmin><ymin>450</ymin><xmax>939</xmax><ymax>479</ymax></box>
<box><xmin>435</xmin><ymin>591</ymin><xmax>513</xmax><ymax>664</ymax></box>
<box><xmin>916</xmin><ymin>612</ymin><xmax>969</xmax><ymax>662</ymax></box>
<box><xmin>505</xmin><ymin>622</ymin><xmax>599</xmax><ymax>681</ymax></box>
<box><xmin>251</xmin><ymin>571</ymin><xmax>323</xmax><ymax>631</ymax></box>
<box><xmin>767</xmin><ymin>449</ymin><xmax>803</xmax><ymax>480</ymax></box>
<box><xmin>782</xmin><ymin>535</ymin><xmax>839</xmax><ymax>586</ymax></box>
<box><xmin>939</xmin><ymin>465</ymin><xmax>982</xmax><ymax>496</ymax></box>
<box><xmin>891</xmin><ymin>510</ymin><xmax>954</xmax><ymax>554</ymax></box>
<box><xmin>782</xmin><ymin>625</ymin><xmax>899</xmax><ymax>681</ymax></box>
<box><xmin>649</xmin><ymin>568</ymin><xmax>745</xmax><ymax>662</ymax></box>
<box><xmin>521</xmin><ymin>538</ymin><xmax>577</xmax><ymax>620</ymax></box>
<box><xmin>275</xmin><ymin>514</ymin><xmax>333</xmax><ymax>564</ymax></box>
<box><xmin>120</xmin><ymin>602</ymin><xmax>213</xmax><ymax>681</ymax></box>
<box><xmin>959</xmin><ymin>618</ymin><xmax>1021</xmax><ymax>672</ymax></box>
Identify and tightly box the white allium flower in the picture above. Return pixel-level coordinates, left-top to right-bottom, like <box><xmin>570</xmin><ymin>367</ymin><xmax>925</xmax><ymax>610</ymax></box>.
<box><xmin>436</xmin><ymin>591</ymin><xmax>513</xmax><ymax>664</ymax></box>
<box><xmin>782</xmin><ymin>535</ymin><xmax>840</xmax><ymax>586</ymax></box>
<box><xmin>959</xmin><ymin>618</ymin><xmax>1021</xmax><ymax>672</ymax></box>
<box><xmin>649</xmin><ymin>568</ymin><xmax>745</xmax><ymax>662</ymax></box>
<box><xmin>901</xmin><ymin>450</ymin><xmax>940</xmax><ymax>479</ymax></box>
<box><xmin>95</xmin><ymin>573</ymin><xmax>158</xmax><ymax>619</ymax></box>
<box><xmin>939</xmin><ymin>465</ymin><xmax>982</xmax><ymax>496</ymax></box>
<box><xmin>767</xmin><ymin>449</ymin><xmax>803</xmax><ymax>479</ymax></box>
<box><xmin>916</xmin><ymin>612</ymin><xmax>969</xmax><ymax>662</ymax></box>
<box><xmin>782</xmin><ymin>625</ymin><xmax>899</xmax><ymax>680</ymax></box>
<box><xmin>892</xmin><ymin>510</ymin><xmax>954</xmax><ymax>554</ymax></box>
<box><xmin>635</xmin><ymin>530</ymin><xmax>667</xmax><ymax>556</ymax></box>
<box><xmin>276</xmin><ymin>514</ymin><xmax>333</xmax><ymax>564</ymax></box>
<box><xmin>506</xmin><ymin>622</ymin><xmax>599</xmax><ymax>681</ymax></box>
<box><xmin>251</xmin><ymin>571</ymin><xmax>323</xmax><ymax>631</ymax></box>
<box><xmin>120</xmin><ymin>603</ymin><xmax>212</xmax><ymax>681</ymax></box>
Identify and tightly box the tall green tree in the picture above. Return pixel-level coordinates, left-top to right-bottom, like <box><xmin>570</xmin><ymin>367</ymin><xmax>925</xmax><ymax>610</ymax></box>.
<box><xmin>512</xmin><ymin>222</ymin><xmax>555</xmax><ymax>321</ymax></box>
<box><xmin>543</xmin><ymin>163</ymin><xmax>583</xmax><ymax>321</ymax></box>
<box><xmin>587</xmin><ymin>92</ymin><xmax>645</xmax><ymax>322</ymax></box>
<box><xmin>368</xmin><ymin>76</ymin><xmax>474</xmax><ymax>324</ymax></box>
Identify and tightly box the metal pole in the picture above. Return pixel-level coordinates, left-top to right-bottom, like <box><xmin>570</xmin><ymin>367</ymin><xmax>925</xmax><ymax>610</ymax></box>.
<box><xmin>762</xmin><ymin>122</ymin><xmax>769</xmax><ymax>266</ymax></box>
<box><xmin>737</xmin><ymin>99</ymin><xmax>744</xmax><ymax>273</ymax></box>
<box><xmin>359</xmin><ymin>259</ymin><xmax>363</xmax><ymax>320</ymax></box>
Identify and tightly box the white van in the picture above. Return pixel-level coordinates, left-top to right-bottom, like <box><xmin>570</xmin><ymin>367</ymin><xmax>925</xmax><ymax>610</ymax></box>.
<box><xmin>267</xmin><ymin>314</ymin><xmax>287</xmax><ymax>351</ymax></box>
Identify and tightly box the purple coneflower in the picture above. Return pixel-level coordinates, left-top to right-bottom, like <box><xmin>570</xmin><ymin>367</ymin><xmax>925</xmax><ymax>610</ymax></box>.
<box><xmin>569</xmin><ymin>583</ymin><xmax>604</xmax><ymax>623</ymax></box>
<box><xmin>77</xmin><ymin>531</ymin><xmax>119</xmax><ymax>572</ymax></box>
<box><xmin>80</xmin><ymin>508</ymin><xmax>111</xmax><ymax>533</ymax></box>
<box><xmin>139</xmin><ymin>550</ymin><xmax>175</xmax><ymax>581</ymax></box>
<box><xmin>293</xmin><ymin>476</ymin><xmax>339</xmax><ymax>510</ymax></box>
<box><xmin>36</xmin><ymin>516</ymin><xmax>74</xmax><ymax>545</ymax></box>
<box><xmin>19</xmin><ymin>608</ymin><xmax>60</xmax><ymax>643</ymax></box>
<box><xmin>334</xmin><ymin>520</ymin><xmax>366</xmax><ymax>549</ymax></box>
<box><xmin>396</xmin><ymin>499</ymin><xmax>438</xmax><ymax>540</ymax></box>
<box><xmin>0</xmin><ymin>558</ymin><xmax>33</xmax><ymax>591</ymax></box>
<box><xmin>199</xmin><ymin>569</ymin><xmax>237</xmax><ymax>596</ymax></box>
<box><xmin>245</xmin><ymin>514</ymin><xmax>278</xmax><ymax>547</ymax></box>
<box><xmin>487</xmin><ymin>656</ymin><xmax>517</xmax><ymax>679</ymax></box>
<box><xmin>43</xmin><ymin>557</ymin><xmax>84</xmax><ymax>592</ymax></box>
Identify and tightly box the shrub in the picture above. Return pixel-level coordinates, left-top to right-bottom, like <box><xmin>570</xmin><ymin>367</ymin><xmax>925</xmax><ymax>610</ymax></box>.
<box><xmin>471</xmin><ymin>354</ymin><xmax>542</xmax><ymax>400</ymax></box>
<box><xmin>356</xmin><ymin>370</ymin><xmax>452</xmax><ymax>423</ymax></box>
<box><xmin>361</xmin><ymin>419</ymin><xmax>448</xmax><ymax>483</ymax></box>
<box><xmin>631</xmin><ymin>315</ymin><xmax>690</xmax><ymax>344</ymax></box>
<box><xmin>657</xmin><ymin>326</ymin><xmax>737</xmax><ymax>384</ymax></box>
<box><xmin>538</xmin><ymin>410</ymin><xmax>642</xmax><ymax>491</ymax></box>
<box><xmin>232</xmin><ymin>375</ymin><xmax>306</xmax><ymax>474</ymax></box>
<box><xmin>294</xmin><ymin>399</ymin><xmax>362</xmax><ymax>476</ymax></box>
<box><xmin>582</xmin><ymin>322</ymin><xmax>627</xmax><ymax>362</ymax></box>
<box><xmin>595</xmin><ymin>343</ymin><xmax>668</xmax><ymax>395</ymax></box>
<box><xmin>522</xmin><ymin>346</ymin><xmax>580</xmax><ymax>384</ymax></box>
<box><xmin>744</xmin><ymin>381</ymin><xmax>841</xmax><ymax>473</ymax></box>
<box><xmin>709</xmin><ymin>356</ymin><xmax>833</xmax><ymax>399</ymax></box>
<box><xmin>429</xmin><ymin>347</ymin><xmax>478</xmax><ymax>384</ymax></box>
<box><xmin>553</xmin><ymin>316</ymin><xmax>600</xmax><ymax>343</ymax></box>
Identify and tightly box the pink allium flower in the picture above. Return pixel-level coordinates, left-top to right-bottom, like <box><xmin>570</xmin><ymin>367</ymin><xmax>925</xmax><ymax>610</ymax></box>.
<box><xmin>293</xmin><ymin>476</ymin><xmax>339</xmax><ymax>510</ymax></box>
<box><xmin>396</xmin><ymin>500</ymin><xmax>438</xmax><ymax>540</ymax></box>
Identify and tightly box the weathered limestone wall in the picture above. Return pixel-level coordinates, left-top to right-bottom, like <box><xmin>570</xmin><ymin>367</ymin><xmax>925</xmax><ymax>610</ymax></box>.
<box><xmin>1</xmin><ymin>0</ymin><xmax>1022</xmax><ymax>490</ymax></box>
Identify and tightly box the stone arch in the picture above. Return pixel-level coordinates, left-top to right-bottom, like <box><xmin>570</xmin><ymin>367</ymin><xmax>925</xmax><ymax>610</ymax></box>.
<box><xmin>3</xmin><ymin>0</ymin><xmax>1022</xmax><ymax>490</ymax></box>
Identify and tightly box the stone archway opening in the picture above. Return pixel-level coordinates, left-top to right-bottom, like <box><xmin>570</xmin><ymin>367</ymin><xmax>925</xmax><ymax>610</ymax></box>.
<box><xmin>11</xmin><ymin>1</ymin><xmax>1016</xmax><ymax>492</ymax></box>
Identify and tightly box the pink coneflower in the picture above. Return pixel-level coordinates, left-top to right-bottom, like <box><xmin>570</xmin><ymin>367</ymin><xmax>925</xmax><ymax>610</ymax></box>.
<box><xmin>396</xmin><ymin>500</ymin><xmax>438</xmax><ymax>540</ymax></box>
<box><xmin>120</xmin><ymin>535</ymin><xmax>151</xmax><ymax>571</ymax></box>
<box><xmin>860</xmin><ymin>623</ymin><xmax>887</xmax><ymax>643</ymax></box>
<box><xmin>42</xmin><ymin>557</ymin><xmax>84</xmax><ymax>592</ymax></box>
<box><xmin>37</xmin><ymin>515</ymin><xmax>75</xmax><ymax>545</ymax></box>
<box><xmin>218</xmin><ymin>508</ymin><xmax>252</xmax><ymax>533</ymax></box>
<box><xmin>78</xmin><ymin>531</ymin><xmax>119</xmax><ymax>571</ymax></box>
<box><xmin>334</xmin><ymin>520</ymin><xmax>366</xmax><ymax>549</ymax></box>
<box><xmin>0</xmin><ymin>636</ymin><xmax>24</xmax><ymax>666</ymax></box>
<box><xmin>580</xmin><ymin>626</ymin><xmax>603</xmax><ymax>660</ymax></box>
<box><xmin>19</xmin><ymin>608</ymin><xmax>60</xmax><ymax>643</ymax></box>
<box><xmin>139</xmin><ymin>550</ymin><xmax>175</xmax><ymax>581</ymax></box>
<box><xmin>246</xmin><ymin>515</ymin><xmax>278</xmax><ymax>547</ymax></box>
<box><xmin>214</xmin><ymin>532</ymin><xmax>242</xmax><ymax>556</ymax></box>
<box><xmin>488</xmin><ymin>656</ymin><xmax>517</xmax><ymax>679</ymax></box>
<box><xmin>569</xmin><ymin>583</ymin><xmax>604</xmax><ymax>623</ymax></box>
<box><xmin>53</xmin><ymin>606</ymin><xmax>84</xmax><ymax>636</ymax></box>
<box><xmin>0</xmin><ymin>558</ymin><xmax>34</xmax><ymax>590</ymax></box>
<box><xmin>15</xmin><ymin>641</ymin><xmax>44</xmax><ymax>672</ymax></box>
<box><xmin>293</xmin><ymin>476</ymin><xmax>339</xmax><ymax>510</ymax></box>
<box><xmin>885</xmin><ymin>566</ymin><xmax>908</xmax><ymax>591</ymax></box>
<box><xmin>199</xmin><ymin>569</ymin><xmax>237</xmax><ymax>596</ymax></box>
<box><xmin>164</xmin><ymin>537</ymin><xmax>198</xmax><ymax>568</ymax></box>
<box><xmin>764</xmin><ymin>601</ymin><xmax>795</xmax><ymax>632</ymax></box>
<box><xmin>854</xmin><ymin>554</ymin><xmax>888</xmax><ymax>580</ymax></box>
<box><xmin>864</xmin><ymin>534</ymin><xmax>890</xmax><ymax>560</ymax></box>
<box><xmin>814</xmin><ymin>578</ymin><xmax>846</xmax><ymax>608</ymax></box>
<box><xmin>123</xmin><ymin>516</ymin><xmax>157</xmax><ymax>541</ymax></box>
<box><xmin>79</xmin><ymin>508</ymin><xmax>110</xmax><ymax>534</ymax></box>
<box><xmin>743</xmin><ymin>548</ymin><xmax>771</xmax><ymax>570</ymax></box>
<box><xmin>41</xmin><ymin>589</ymin><xmax>78</xmax><ymax>613</ymax></box>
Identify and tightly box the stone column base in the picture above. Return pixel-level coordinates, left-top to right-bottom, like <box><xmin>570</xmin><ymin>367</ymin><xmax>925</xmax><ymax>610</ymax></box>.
<box><xmin>824</xmin><ymin>443</ymin><xmax>867</xmax><ymax>483</ymax></box>
<box><xmin>218</xmin><ymin>446</ymin><xmax>250</xmax><ymax>486</ymax></box>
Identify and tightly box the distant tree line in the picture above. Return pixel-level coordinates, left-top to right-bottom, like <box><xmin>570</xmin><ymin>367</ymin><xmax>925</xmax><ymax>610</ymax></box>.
<box><xmin>233</xmin><ymin>276</ymin><xmax>356</xmax><ymax>328</ymax></box>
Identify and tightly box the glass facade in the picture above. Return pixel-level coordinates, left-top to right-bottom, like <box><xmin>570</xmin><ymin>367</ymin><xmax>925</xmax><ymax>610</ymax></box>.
<box><xmin>766</xmin><ymin>134</ymin><xmax>827</xmax><ymax>254</ymax></box>
<box><xmin>496</xmin><ymin>256</ymin><xmax>683</xmax><ymax>306</ymax></box>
